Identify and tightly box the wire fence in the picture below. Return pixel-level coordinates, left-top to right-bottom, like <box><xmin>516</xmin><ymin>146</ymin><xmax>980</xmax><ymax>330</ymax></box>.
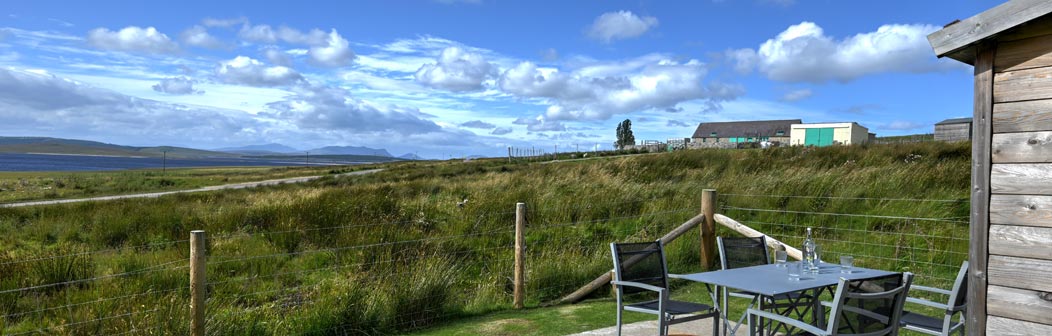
<box><xmin>0</xmin><ymin>192</ymin><xmax>969</xmax><ymax>335</ymax></box>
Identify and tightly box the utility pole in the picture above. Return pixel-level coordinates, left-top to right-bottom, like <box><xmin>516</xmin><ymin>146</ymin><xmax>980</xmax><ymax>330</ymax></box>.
<box><xmin>162</xmin><ymin>150</ymin><xmax>168</xmax><ymax>176</ymax></box>
<box><xmin>305</xmin><ymin>151</ymin><xmax>309</xmax><ymax>167</ymax></box>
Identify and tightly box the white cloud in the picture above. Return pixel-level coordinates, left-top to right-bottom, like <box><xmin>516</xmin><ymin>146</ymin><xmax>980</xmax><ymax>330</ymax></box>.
<box><xmin>730</xmin><ymin>21</ymin><xmax>956</xmax><ymax>82</ymax></box>
<box><xmin>86</xmin><ymin>26</ymin><xmax>179</xmax><ymax>54</ymax></box>
<box><xmin>308</xmin><ymin>29</ymin><xmax>355</xmax><ymax>67</ymax></box>
<box><xmin>263</xmin><ymin>48</ymin><xmax>292</xmax><ymax>66</ymax></box>
<box><xmin>181</xmin><ymin>25</ymin><xmax>224</xmax><ymax>49</ymax></box>
<box><xmin>586</xmin><ymin>11</ymin><xmax>658</xmax><ymax>43</ymax></box>
<box><xmin>415</xmin><ymin>46</ymin><xmax>496</xmax><ymax>92</ymax></box>
<box><xmin>498</xmin><ymin>55</ymin><xmax>743</xmax><ymax>121</ymax></box>
<box><xmin>513</xmin><ymin>116</ymin><xmax>565</xmax><ymax>132</ymax></box>
<box><xmin>262</xmin><ymin>85</ymin><xmax>443</xmax><ymax>135</ymax></box>
<box><xmin>215</xmin><ymin>56</ymin><xmax>305</xmax><ymax>87</ymax></box>
<box><xmin>780</xmin><ymin>88</ymin><xmax>812</xmax><ymax>102</ymax></box>
<box><xmin>238</xmin><ymin>24</ymin><xmax>327</xmax><ymax>45</ymax></box>
<box><xmin>490</xmin><ymin>127</ymin><xmax>512</xmax><ymax>135</ymax></box>
<box><xmin>0</xmin><ymin>67</ymin><xmax>260</xmax><ymax>145</ymax></box>
<box><xmin>152</xmin><ymin>77</ymin><xmax>202</xmax><ymax>95</ymax></box>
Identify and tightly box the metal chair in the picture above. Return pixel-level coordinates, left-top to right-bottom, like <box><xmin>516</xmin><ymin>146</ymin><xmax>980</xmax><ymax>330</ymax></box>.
<box><xmin>899</xmin><ymin>261</ymin><xmax>968</xmax><ymax>336</ymax></box>
<box><xmin>611</xmin><ymin>241</ymin><xmax>720</xmax><ymax>336</ymax></box>
<box><xmin>717</xmin><ymin>236</ymin><xmax>810</xmax><ymax>335</ymax></box>
<box><xmin>747</xmin><ymin>272</ymin><xmax>914</xmax><ymax>336</ymax></box>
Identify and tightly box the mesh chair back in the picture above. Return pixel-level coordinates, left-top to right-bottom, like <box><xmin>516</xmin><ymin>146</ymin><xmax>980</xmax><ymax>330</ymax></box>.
<box><xmin>830</xmin><ymin>273</ymin><xmax>913</xmax><ymax>336</ymax></box>
<box><xmin>950</xmin><ymin>261</ymin><xmax>969</xmax><ymax>309</ymax></box>
<box><xmin>717</xmin><ymin>236</ymin><xmax>769</xmax><ymax>270</ymax></box>
<box><xmin>611</xmin><ymin>241</ymin><xmax>669</xmax><ymax>295</ymax></box>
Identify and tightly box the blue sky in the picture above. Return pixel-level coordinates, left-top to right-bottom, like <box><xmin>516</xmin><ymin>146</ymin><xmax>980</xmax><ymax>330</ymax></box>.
<box><xmin>0</xmin><ymin>0</ymin><xmax>1002</xmax><ymax>158</ymax></box>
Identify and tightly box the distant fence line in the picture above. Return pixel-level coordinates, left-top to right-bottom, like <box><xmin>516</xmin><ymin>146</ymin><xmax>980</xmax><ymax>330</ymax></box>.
<box><xmin>0</xmin><ymin>190</ymin><xmax>968</xmax><ymax>335</ymax></box>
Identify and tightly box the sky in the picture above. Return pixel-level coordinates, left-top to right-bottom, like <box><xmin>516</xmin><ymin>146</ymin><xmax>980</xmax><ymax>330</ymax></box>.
<box><xmin>0</xmin><ymin>0</ymin><xmax>1004</xmax><ymax>158</ymax></box>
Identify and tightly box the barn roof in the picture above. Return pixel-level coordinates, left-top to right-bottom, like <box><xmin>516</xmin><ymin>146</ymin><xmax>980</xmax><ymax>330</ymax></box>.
<box><xmin>691</xmin><ymin>119</ymin><xmax>801</xmax><ymax>138</ymax></box>
<box><xmin>936</xmin><ymin>117</ymin><xmax>973</xmax><ymax>125</ymax></box>
<box><xmin>928</xmin><ymin>0</ymin><xmax>1052</xmax><ymax>65</ymax></box>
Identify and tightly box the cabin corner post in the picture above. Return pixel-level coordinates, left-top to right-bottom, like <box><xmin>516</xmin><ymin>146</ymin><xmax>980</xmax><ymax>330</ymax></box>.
<box><xmin>970</xmin><ymin>41</ymin><xmax>995</xmax><ymax>336</ymax></box>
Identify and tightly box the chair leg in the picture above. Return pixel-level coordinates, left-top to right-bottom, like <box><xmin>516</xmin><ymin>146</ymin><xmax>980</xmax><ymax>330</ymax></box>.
<box><xmin>615</xmin><ymin>308</ymin><xmax>623</xmax><ymax>336</ymax></box>
<box><xmin>712</xmin><ymin>313</ymin><xmax>720</xmax><ymax>336</ymax></box>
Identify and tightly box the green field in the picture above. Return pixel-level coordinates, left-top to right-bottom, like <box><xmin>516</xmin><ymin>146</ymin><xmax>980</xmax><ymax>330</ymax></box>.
<box><xmin>0</xmin><ymin>142</ymin><xmax>970</xmax><ymax>335</ymax></box>
<box><xmin>0</xmin><ymin>165</ymin><xmax>372</xmax><ymax>204</ymax></box>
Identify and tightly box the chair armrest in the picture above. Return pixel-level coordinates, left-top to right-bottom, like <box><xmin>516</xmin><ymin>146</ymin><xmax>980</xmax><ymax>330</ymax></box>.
<box><xmin>667</xmin><ymin>273</ymin><xmax>688</xmax><ymax>280</ymax></box>
<box><xmin>911</xmin><ymin>285</ymin><xmax>951</xmax><ymax>296</ymax></box>
<box><xmin>906</xmin><ymin>297</ymin><xmax>949</xmax><ymax>310</ymax></box>
<box><xmin>611</xmin><ymin>280</ymin><xmax>666</xmax><ymax>293</ymax></box>
<box><xmin>747</xmin><ymin>308</ymin><xmax>828</xmax><ymax>336</ymax></box>
<box><xmin>820</xmin><ymin>301</ymin><xmax>834</xmax><ymax>308</ymax></box>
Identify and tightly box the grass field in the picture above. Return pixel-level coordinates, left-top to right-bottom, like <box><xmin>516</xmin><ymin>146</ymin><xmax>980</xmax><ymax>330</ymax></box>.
<box><xmin>0</xmin><ymin>142</ymin><xmax>970</xmax><ymax>335</ymax></box>
<box><xmin>0</xmin><ymin>165</ymin><xmax>370</xmax><ymax>204</ymax></box>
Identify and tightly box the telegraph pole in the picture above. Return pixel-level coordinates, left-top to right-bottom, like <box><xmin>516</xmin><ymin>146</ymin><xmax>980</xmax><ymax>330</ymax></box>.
<box><xmin>162</xmin><ymin>150</ymin><xmax>168</xmax><ymax>175</ymax></box>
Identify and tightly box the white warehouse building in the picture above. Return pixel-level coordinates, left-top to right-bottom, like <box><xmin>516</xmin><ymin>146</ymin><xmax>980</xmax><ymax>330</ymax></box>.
<box><xmin>789</xmin><ymin>122</ymin><xmax>870</xmax><ymax>147</ymax></box>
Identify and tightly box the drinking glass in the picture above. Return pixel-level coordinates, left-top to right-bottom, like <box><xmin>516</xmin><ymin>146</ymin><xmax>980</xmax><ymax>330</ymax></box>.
<box><xmin>787</xmin><ymin>262</ymin><xmax>802</xmax><ymax>281</ymax></box>
<box><xmin>840</xmin><ymin>255</ymin><xmax>854</xmax><ymax>273</ymax></box>
<box><xmin>775</xmin><ymin>250</ymin><xmax>788</xmax><ymax>267</ymax></box>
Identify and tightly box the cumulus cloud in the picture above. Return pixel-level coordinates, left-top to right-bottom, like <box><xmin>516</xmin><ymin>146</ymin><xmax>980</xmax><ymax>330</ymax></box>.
<box><xmin>86</xmin><ymin>26</ymin><xmax>179</xmax><ymax>54</ymax></box>
<box><xmin>308</xmin><ymin>29</ymin><xmax>355</xmax><ymax>67</ymax></box>
<box><xmin>490</xmin><ymin>127</ymin><xmax>512</xmax><ymax>135</ymax></box>
<box><xmin>460</xmin><ymin>120</ymin><xmax>496</xmax><ymax>129</ymax></box>
<box><xmin>262</xmin><ymin>85</ymin><xmax>443</xmax><ymax>135</ymax></box>
<box><xmin>263</xmin><ymin>48</ymin><xmax>293</xmax><ymax>66</ymax></box>
<box><xmin>780</xmin><ymin>88</ymin><xmax>812</xmax><ymax>102</ymax></box>
<box><xmin>152</xmin><ymin>77</ymin><xmax>202</xmax><ymax>95</ymax></box>
<box><xmin>586</xmin><ymin>11</ymin><xmax>659</xmax><ymax>43</ymax></box>
<box><xmin>498</xmin><ymin>54</ymin><xmax>742</xmax><ymax>121</ymax></box>
<box><xmin>513</xmin><ymin>116</ymin><xmax>565</xmax><ymax>132</ymax></box>
<box><xmin>415</xmin><ymin>46</ymin><xmax>496</xmax><ymax>91</ymax></box>
<box><xmin>238</xmin><ymin>24</ymin><xmax>327</xmax><ymax>45</ymax></box>
<box><xmin>181</xmin><ymin>25</ymin><xmax>224</xmax><ymax>49</ymax></box>
<box><xmin>0</xmin><ymin>68</ymin><xmax>258</xmax><ymax>143</ymax></box>
<box><xmin>215</xmin><ymin>56</ymin><xmax>305</xmax><ymax>87</ymax></box>
<box><xmin>728</xmin><ymin>22</ymin><xmax>956</xmax><ymax>82</ymax></box>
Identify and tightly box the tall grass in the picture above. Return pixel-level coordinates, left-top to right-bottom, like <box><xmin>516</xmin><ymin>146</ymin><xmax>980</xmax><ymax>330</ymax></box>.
<box><xmin>0</xmin><ymin>142</ymin><xmax>970</xmax><ymax>335</ymax></box>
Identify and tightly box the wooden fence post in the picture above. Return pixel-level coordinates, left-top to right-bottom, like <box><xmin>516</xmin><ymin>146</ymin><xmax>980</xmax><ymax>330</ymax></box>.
<box><xmin>190</xmin><ymin>230</ymin><xmax>207</xmax><ymax>336</ymax></box>
<box><xmin>701</xmin><ymin>189</ymin><xmax>717</xmax><ymax>270</ymax></box>
<box><xmin>514</xmin><ymin>202</ymin><xmax>526</xmax><ymax>309</ymax></box>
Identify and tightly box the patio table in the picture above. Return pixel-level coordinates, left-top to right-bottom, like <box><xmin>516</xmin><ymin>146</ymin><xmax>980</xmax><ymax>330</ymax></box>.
<box><xmin>674</xmin><ymin>262</ymin><xmax>896</xmax><ymax>335</ymax></box>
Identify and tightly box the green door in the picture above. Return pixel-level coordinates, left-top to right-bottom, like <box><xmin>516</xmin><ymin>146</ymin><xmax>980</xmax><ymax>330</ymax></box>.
<box><xmin>804</xmin><ymin>128</ymin><xmax>835</xmax><ymax>146</ymax></box>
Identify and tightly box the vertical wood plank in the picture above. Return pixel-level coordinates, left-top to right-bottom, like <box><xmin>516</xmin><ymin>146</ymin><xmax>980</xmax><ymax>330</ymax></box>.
<box><xmin>189</xmin><ymin>230</ymin><xmax>207</xmax><ymax>336</ymax></box>
<box><xmin>970</xmin><ymin>42</ymin><xmax>995</xmax><ymax>336</ymax></box>
<box><xmin>700</xmin><ymin>189</ymin><xmax>717</xmax><ymax>271</ymax></box>
<box><xmin>513</xmin><ymin>202</ymin><xmax>526</xmax><ymax>309</ymax></box>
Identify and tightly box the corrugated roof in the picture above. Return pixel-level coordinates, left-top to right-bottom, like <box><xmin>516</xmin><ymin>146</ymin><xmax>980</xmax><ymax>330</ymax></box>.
<box><xmin>936</xmin><ymin>117</ymin><xmax>972</xmax><ymax>125</ymax></box>
<box><xmin>691</xmin><ymin>119</ymin><xmax>801</xmax><ymax>138</ymax></box>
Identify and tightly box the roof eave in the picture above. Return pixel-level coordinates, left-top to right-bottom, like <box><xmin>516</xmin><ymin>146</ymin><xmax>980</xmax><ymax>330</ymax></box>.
<box><xmin>928</xmin><ymin>0</ymin><xmax>1052</xmax><ymax>64</ymax></box>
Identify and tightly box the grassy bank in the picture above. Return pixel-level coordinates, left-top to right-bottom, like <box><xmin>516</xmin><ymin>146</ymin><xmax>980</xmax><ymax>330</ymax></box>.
<box><xmin>0</xmin><ymin>142</ymin><xmax>970</xmax><ymax>335</ymax></box>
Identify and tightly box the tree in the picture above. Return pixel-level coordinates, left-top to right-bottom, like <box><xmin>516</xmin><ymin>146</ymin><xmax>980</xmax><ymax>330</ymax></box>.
<box><xmin>615</xmin><ymin>119</ymin><xmax>635</xmax><ymax>149</ymax></box>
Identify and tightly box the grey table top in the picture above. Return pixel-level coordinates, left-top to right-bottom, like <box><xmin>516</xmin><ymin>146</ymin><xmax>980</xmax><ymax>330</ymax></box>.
<box><xmin>677</xmin><ymin>262</ymin><xmax>897</xmax><ymax>297</ymax></box>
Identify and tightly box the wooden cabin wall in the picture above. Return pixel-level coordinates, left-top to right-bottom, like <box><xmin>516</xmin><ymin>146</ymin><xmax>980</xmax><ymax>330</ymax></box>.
<box><xmin>984</xmin><ymin>17</ymin><xmax>1052</xmax><ymax>335</ymax></box>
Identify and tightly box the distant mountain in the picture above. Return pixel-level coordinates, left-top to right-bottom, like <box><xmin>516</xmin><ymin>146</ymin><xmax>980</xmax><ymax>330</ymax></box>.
<box><xmin>308</xmin><ymin>146</ymin><xmax>392</xmax><ymax>157</ymax></box>
<box><xmin>399</xmin><ymin>153</ymin><xmax>423</xmax><ymax>160</ymax></box>
<box><xmin>215</xmin><ymin>143</ymin><xmax>300</xmax><ymax>155</ymax></box>
<box><xmin>0</xmin><ymin>137</ymin><xmax>237</xmax><ymax>158</ymax></box>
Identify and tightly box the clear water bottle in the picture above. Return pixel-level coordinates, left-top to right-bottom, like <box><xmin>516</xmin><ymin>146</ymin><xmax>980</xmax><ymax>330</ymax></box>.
<box><xmin>803</xmin><ymin>227</ymin><xmax>816</xmax><ymax>273</ymax></box>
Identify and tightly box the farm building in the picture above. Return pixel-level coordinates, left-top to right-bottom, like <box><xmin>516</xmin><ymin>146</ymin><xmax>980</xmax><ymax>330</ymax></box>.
<box><xmin>689</xmin><ymin>119</ymin><xmax>798</xmax><ymax>148</ymax></box>
<box><xmin>789</xmin><ymin>122</ymin><xmax>870</xmax><ymax>147</ymax></box>
<box><xmin>929</xmin><ymin>0</ymin><xmax>1052</xmax><ymax>334</ymax></box>
<box><xmin>935</xmin><ymin>117</ymin><xmax>973</xmax><ymax>142</ymax></box>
